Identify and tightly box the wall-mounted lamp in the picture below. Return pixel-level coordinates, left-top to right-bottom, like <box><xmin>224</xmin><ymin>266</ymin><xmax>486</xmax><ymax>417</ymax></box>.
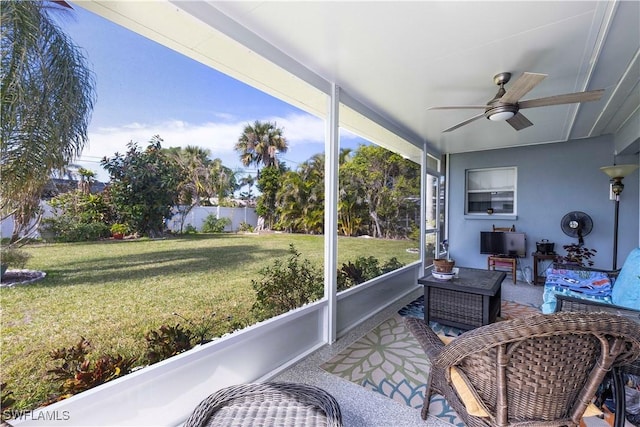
<box><xmin>600</xmin><ymin>163</ymin><xmax>639</xmax><ymax>269</ymax></box>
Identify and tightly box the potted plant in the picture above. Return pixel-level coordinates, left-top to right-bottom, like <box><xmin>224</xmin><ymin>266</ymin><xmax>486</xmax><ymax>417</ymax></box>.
<box><xmin>110</xmin><ymin>223</ymin><xmax>128</xmax><ymax>240</ymax></box>
<box><xmin>558</xmin><ymin>244</ymin><xmax>597</xmax><ymax>267</ymax></box>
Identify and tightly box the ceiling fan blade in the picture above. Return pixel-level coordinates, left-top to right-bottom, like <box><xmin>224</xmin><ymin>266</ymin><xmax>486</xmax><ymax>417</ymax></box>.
<box><xmin>428</xmin><ymin>106</ymin><xmax>488</xmax><ymax>110</ymax></box>
<box><xmin>500</xmin><ymin>72</ymin><xmax>547</xmax><ymax>104</ymax></box>
<box><xmin>518</xmin><ymin>89</ymin><xmax>605</xmax><ymax>109</ymax></box>
<box><xmin>506</xmin><ymin>112</ymin><xmax>533</xmax><ymax>131</ymax></box>
<box><xmin>442</xmin><ymin>113</ymin><xmax>485</xmax><ymax>133</ymax></box>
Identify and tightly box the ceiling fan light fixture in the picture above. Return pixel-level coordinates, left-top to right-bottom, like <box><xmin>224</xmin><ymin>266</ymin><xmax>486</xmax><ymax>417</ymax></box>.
<box><xmin>488</xmin><ymin>111</ymin><xmax>515</xmax><ymax>121</ymax></box>
<box><xmin>486</xmin><ymin>104</ymin><xmax>518</xmax><ymax>121</ymax></box>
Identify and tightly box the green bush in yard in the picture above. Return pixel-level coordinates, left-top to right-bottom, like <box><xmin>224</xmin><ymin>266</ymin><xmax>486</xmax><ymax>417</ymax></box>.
<box><xmin>237</xmin><ymin>221</ymin><xmax>254</xmax><ymax>233</ymax></box>
<box><xmin>1</xmin><ymin>247</ymin><xmax>32</xmax><ymax>269</ymax></box>
<box><xmin>381</xmin><ymin>257</ymin><xmax>404</xmax><ymax>273</ymax></box>
<box><xmin>337</xmin><ymin>256</ymin><xmax>404</xmax><ymax>290</ymax></box>
<box><xmin>201</xmin><ymin>215</ymin><xmax>231</xmax><ymax>233</ymax></box>
<box><xmin>45</xmin><ymin>338</ymin><xmax>137</xmax><ymax>404</ymax></box>
<box><xmin>144</xmin><ymin>324</ymin><xmax>193</xmax><ymax>365</ymax></box>
<box><xmin>252</xmin><ymin>244</ymin><xmax>323</xmax><ymax>319</ymax></box>
<box><xmin>144</xmin><ymin>311</ymin><xmax>233</xmax><ymax>364</ymax></box>
<box><xmin>42</xmin><ymin>190</ymin><xmax>112</xmax><ymax>242</ymax></box>
<box><xmin>42</xmin><ymin>218</ymin><xmax>110</xmax><ymax>242</ymax></box>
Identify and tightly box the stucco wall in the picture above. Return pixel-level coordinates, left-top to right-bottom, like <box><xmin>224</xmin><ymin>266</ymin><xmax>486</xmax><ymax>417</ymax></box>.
<box><xmin>447</xmin><ymin>134</ymin><xmax>639</xmax><ymax>274</ymax></box>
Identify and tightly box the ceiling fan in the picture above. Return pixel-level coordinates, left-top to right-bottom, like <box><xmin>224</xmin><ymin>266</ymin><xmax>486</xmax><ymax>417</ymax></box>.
<box><xmin>428</xmin><ymin>72</ymin><xmax>605</xmax><ymax>133</ymax></box>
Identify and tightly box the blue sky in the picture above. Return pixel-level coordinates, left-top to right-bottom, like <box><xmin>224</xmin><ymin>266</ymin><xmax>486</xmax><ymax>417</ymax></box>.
<box><xmin>56</xmin><ymin>4</ymin><xmax>365</xmax><ymax>182</ymax></box>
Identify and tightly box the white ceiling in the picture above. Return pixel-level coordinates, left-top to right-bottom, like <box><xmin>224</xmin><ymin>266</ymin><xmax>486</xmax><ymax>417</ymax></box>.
<box><xmin>77</xmin><ymin>1</ymin><xmax>639</xmax><ymax>159</ymax></box>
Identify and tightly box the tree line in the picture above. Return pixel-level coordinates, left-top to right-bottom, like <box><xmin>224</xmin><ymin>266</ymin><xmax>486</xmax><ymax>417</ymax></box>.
<box><xmin>34</xmin><ymin>124</ymin><xmax>421</xmax><ymax>241</ymax></box>
<box><xmin>101</xmin><ymin>121</ymin><xmax>420</xmax><ymax>238</ymax></box>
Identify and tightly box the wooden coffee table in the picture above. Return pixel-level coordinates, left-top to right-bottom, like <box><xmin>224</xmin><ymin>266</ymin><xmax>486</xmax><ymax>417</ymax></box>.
<box><xmin>418</xmin><ymin>267</ymin><xmax>506</xmax><ymax>330</ymax></box>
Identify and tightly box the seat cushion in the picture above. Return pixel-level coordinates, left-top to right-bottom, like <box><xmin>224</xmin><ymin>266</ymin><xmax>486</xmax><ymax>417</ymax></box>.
<box><xmin>611</xmin><ymin>248</ymin><xmax>640</xmax><ymax>310</ymax></box>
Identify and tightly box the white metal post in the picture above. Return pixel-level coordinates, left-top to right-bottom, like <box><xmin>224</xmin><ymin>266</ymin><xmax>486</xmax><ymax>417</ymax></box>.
<box><xmin>324</xmin><ymin>83</ymin><xmax>339</xmax><ymax>343</ymax></box>
<box><xmin>420</xmin><ymin>142</ymin><xmax>428</xmax><ymax>273</ymax></box>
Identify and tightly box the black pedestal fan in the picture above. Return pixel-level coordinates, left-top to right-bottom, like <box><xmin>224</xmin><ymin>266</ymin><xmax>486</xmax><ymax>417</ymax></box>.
<box><xmin>561</xmin><ymin>211</ymin><xmax>593</xmax><ymax>245</ymax></box>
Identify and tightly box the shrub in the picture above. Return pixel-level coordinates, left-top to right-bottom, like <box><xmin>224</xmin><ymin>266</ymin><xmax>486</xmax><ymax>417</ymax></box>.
<box><xmin>408</xmin><ymin>224</ymin><xmax>420</xmax><ymax>242</ymax></box>
<box><xmin>46</xmin><ymin>338</ymin><xmax>137</xmax><ymax>402</ymax></box>
<box><xmin>337</xmin><ymin>261</ymin><xmax>365</xmax><ymax>291</ymax></box>
<box><xmin>252</xmin><ymin>244</ymin><xmax>323</xmax><ymax>319</ymax></box>
<box><xmin>172</xmin><ymin>311</ymin><xmax>231</xmax><ymax>346</ymax></box>
<box><xmin>42</xmin><ymin>190</ymin><xmax>113</xmax><ymax>242</ymax></box>
<box><xmin>183</xmin><ymin>224</ymin><xmax>198</xmax><ymax>234</ymax></box>
<box><xmin>201</xmin><ymin>215</ymin><xmax>231</xmax><ymax>233</ymax></box>
<box><xmin>337</xmin><ymin>256</ymin><xmax>405</xmax><ymax>290</ymax></box>
<box><xmin>337</xmin><ymin>256</ymin><xmax>380</xmax><ymax>290</ymax></box>
<box><xmin>381</xmin><ymin>257</ymin><xmax>404</xmax><ymax>273</ymax></box>
<box><xmin>237</xmin><ymin>221</ymin><xmax>254</xmax><ymax>233</ymax></box>
<box><xmin>41</xmin><ymin>218</ymin><xmax>110</xmax><ymax>242</ymax></box>
<box><xmin>0</xmin><ymin>247</ymin><xmax>32</xmax><ymax>269</ymax></box>
<box><xmin>144</xmin><ymin>324</ymin><xmax>193</xmax><ymax>365</ymax></box>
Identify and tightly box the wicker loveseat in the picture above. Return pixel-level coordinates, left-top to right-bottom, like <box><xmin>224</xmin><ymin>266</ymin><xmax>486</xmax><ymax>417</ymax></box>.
<box><xmin>404</xmin><ymin>312</ymin><xmax>640</xmax><ymax>427</ymax></box>
<box><xmin>547</xmin><ymin>249</ymin><xmax>640</xmax><ymax>427</ymax></box>
<box><xmin>541</xmin><ymin>247</ymin><xmax>640</xmax><ymax>317</ymax></box>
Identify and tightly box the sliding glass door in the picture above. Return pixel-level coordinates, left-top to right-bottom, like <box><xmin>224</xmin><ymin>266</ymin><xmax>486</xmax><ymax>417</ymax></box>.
<box><xmin>425</xmin><ymin>155</ymin><xmax>446</xmax><ymax>267</ymax></box>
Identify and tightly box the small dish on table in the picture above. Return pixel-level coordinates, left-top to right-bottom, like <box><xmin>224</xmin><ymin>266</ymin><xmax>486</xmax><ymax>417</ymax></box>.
<box><xmin>432</xmin><ymin>271</ymin><xmax>455</xmax><ymax>281</ymax></box>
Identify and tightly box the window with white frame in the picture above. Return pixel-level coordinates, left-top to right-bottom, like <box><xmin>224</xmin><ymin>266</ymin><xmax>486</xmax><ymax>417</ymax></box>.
<box><xmin>466</xmin><ymin>167</ymin><xmax>516</xmax><ymax>215</ymax></box>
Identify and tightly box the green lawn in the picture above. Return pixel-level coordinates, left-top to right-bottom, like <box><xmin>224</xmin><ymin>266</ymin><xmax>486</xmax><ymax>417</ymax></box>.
<box><xmin>0</xmin><ymin>233</ymin><xmax>419</xmax><ymax>410</ymax></box>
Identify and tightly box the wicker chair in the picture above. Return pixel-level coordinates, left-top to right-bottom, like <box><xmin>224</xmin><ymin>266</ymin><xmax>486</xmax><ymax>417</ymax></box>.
<box><xmin>405</xmin><ymin>312</ymin><xmax>640</xmax><ymax>427</ymax></box>
<box><xmin>184</xmin><ymin>382</ymin><xmax>343</xmax><ymax>427</ymax></box>
<box><xmin>556</xmin><ymin>295</ymin><xmax>640</xmax><ymax>427</ymax></box>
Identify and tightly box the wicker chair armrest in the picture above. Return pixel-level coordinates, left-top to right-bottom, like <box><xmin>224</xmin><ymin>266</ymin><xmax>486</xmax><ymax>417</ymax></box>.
<box><xmin>556</xmin><ymin>294</ymin><xmax>640</xmax><ymax>324</ymax></box>
<box><xmin>434</xmin><ymin>312</ymin><xmax>640</xmax><ymax>368</ymax></box>
<box><xmin>404</xmin><ymin>317</ymin><xmax>445</xmax><ymax>360</ymax></box>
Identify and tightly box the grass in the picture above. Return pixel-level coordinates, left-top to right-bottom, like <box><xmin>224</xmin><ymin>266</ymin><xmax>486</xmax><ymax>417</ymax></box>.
<box><xmin>0</xmin><ymin>233</ymin><xmax>419</xmax><ymax>410</ymax></box>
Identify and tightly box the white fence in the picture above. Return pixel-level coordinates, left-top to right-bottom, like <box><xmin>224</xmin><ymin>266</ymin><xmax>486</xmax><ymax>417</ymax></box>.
<box><xmin>1</xmin><ymin>204</ymin><xmax>258</xmax><ymax>239</ymax></box>
<box><xmin>168</xmin><ymin>206</ymin><xmax>258</xmax><ymax>233</ymax></box>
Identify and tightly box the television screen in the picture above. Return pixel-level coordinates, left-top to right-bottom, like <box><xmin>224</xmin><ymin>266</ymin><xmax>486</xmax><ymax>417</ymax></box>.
<box><xmin>480</xmin><ymin>231</ymin><xmax>504</xmax><ymax>255</ymax></box>
<box><xmin>480</xmin><ymin>231</ymin><xmax>526</xmax><ymax>257</ymax></box>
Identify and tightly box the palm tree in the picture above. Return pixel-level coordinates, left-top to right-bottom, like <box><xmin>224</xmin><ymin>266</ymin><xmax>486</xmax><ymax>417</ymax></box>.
<box><xmin>234</xmin><ymin>121</ymin><xmax>288</xmax><ymax>173</ymax></box>
<box><xmin>209</xmin><ymin>158</ymin><xmax>237</xmax><ymax>203</ymax></box>
<box><xmin>275</xmin><ymin>154</ymin><xmax>324</xmax><ymax>234</ymax></box>
<box><xmin>77</xmin><ymin>168</ymin><xmax>96</xmax><ymax>195</ymax></box>
<box><xmin>1</xmin><ymin>0</ymin><xmax>96</xmax><ymax>243</ymax></box>
<box><xmin>164</xmin><ymin>145</ymin><xmax>213</xmax><ymax>232</ymax></box>
<box><xmin>166</xmin><ymin>145</ymin><xmax>213</xmax><ymax>203</ymax></box>
<box><xmin>238</xmin><ymin>174</ymin><xmax>255</xmax><ymax>203</ymax></box>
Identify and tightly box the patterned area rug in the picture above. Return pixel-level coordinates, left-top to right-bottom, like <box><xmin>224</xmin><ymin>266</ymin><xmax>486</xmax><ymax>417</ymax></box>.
<box><xmin>321</xmin><ymin>297</ymin><xmax>541</xmax><ymax>426</ymax></box>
